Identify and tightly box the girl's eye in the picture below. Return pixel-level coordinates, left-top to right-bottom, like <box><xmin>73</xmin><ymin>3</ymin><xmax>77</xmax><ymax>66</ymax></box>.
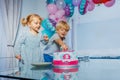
<box><xmin>35</xmin><ymin>22</ymin><xmax>39</xmax><ymax>25</ymax></box>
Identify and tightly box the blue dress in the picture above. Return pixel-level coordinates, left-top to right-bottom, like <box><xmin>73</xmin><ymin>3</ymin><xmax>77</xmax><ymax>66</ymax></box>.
<box><xmin>14</xmin><ymin>29</ymin><xmax>43</xmax><ymax>66</ymax></box>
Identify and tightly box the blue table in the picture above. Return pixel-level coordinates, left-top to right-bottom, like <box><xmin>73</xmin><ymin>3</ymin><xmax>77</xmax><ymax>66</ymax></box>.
<box><xmin>0</xmin><ymin>59</ymin><xmax>120</xmax><ymax>80</ymax></box>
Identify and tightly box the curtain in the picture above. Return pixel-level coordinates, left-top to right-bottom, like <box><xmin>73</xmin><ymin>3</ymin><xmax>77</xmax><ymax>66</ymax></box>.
<box><xmin>0</xmin><ymin>0</ymin><xmax>22</xmax><ymax>72</ymax></box>
<box><xmin>0</xmin><ymin>10</ymin><xmax>7</xmax><ymax>71</ymax></box>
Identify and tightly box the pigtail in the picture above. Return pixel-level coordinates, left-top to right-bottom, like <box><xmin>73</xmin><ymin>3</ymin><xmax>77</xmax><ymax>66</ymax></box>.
<box><xmin>21</xmin><ymin>14</ymin><xmax>42</xmax><ymax>27</ymax></box>
<box><xmin>21</xmin><ymin>18</ymin><xmax>27</xmax><ymax>27</ymax></box>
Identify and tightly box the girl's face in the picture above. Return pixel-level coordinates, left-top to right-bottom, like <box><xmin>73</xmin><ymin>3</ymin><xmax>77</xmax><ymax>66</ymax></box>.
<box><xmin>57</xmin><ymin>28</ymin><xmax>68</xmax><ymax>38</ymax></box>
<box><xmin>29</xmin><ymin>17</ymin><xmax>41</xmax><ymax>33</ymax></box>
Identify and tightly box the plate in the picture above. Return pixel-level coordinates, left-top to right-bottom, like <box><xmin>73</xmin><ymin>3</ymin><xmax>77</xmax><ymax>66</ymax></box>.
<box><xmin>31</xmin><ymin>62</ymin><xmax>52</xmax><ymax>67</ymax></box>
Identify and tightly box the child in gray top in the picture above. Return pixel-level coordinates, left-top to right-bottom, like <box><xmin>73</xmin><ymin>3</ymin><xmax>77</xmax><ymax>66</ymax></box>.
<box><xmin>42</xmin><ymin>21</ymin><xmax>70</xmax><ymax>62</ymax></box>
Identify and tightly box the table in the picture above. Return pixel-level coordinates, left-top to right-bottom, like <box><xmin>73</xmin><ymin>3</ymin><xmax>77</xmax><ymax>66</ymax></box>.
<box><xmin>0</xmin><ymin>59</ymin><xmax>120</xmax><ymax>80</ymax></box>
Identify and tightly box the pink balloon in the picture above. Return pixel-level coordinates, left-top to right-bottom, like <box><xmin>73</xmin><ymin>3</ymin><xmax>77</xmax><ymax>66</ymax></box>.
<box><xmin>84</xmin><ymin>1</ymin><xmax>88</xmax><ymax>14</ymax></box>
<box><xmin>49</xmin><ymin>14</ymin><xmax>56</xmax><ymax>21</ymax></box>
<box><xmin>58</xmin><ymin>16</ymin><xmax>67</xmax><ymax>22</ymax></box>
<box><xmin>47</xmin><ymin>4</ymin><xmax>58</xmax><ymax>14</ymax></box>
<box><xmin>55</xmin><ymin>9</ymin><xmax>65</xmax><ymax>19</ymax></box>
<box><xmin>87</xmin><ymin>0</ymin><xmax>95</xmax><ymax>11</ymax></box>
<box><xmin>104</xmin><ymin>0</ymin><xmax>115</xmax><ymax>7</ymax></box>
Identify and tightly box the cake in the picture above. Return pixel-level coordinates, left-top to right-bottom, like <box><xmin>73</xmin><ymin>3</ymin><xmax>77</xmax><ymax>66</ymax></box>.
<box><xmin>53</xmin><ymin>51</ymin><xmax>79</xmax><ymax>68</ymax></box>
<box><xmin>53</xmin><ymin>67</ymin><xmax>78</xmax><ymax>80</ymax></box>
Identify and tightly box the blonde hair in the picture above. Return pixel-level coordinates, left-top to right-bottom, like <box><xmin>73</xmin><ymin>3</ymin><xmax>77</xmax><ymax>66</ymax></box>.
<box><xmin>21</xmin><ymin>14</ymin><xmax>42</xmax><ymax>27</ymax></box>
<box><xmin>56</xmin><ymin>21</ymin><xmax>70</xmax><ymax>32</ymax></box>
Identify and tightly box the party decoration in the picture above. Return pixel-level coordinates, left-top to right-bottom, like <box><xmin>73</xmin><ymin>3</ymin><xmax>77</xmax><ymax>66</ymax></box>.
<box><xmin>46</xmin><ymin>0</ymin><xmax>56</xmax><ymax>4</ymax></box>
<box><xmin>41</xmin><ymin>18</ymin><xmax>56</xmax><ymax>38</ymax></box>
<box><xmin>79</xmin><ymin>0</ymin><xmax>87</xmax><ymax>15</ymax></box>
<box><xmin>45</xmin><ymin>0</ymin><xmax>116</xmax><ymax>21</ymax></box>
<box><xmin>84</xmin><ymin>1</ymin><xmax>88</xmax><ymax>14</ymax></box>
<box><xmin>87</xmin><ymin>0</ymin><xmax>95</xmax><ymax>11</ymax></box>
<box><xmin>64</xmin><ymin>5</ymin><xmax>70</xmax><ymax>16</ymax></box>
<box><xmin>92</xmin><ymin>0</ymin><xmax>101</xmax><ymax>4</ymax></box>
<box><xmin>72</xmin><ymin>0</ymin><xmax>81</xmax><ymax>6</ymax></box>
<box><xmin>55</xmin><ymin>9</ymin><xmax>65</xmax><ymax>19</ymax></box>
<box><xmin>102</xmin><ymin>0</ymin><xmax>111</xmax><ymax>3</ymax></box>
<box><xmin>92</xmin><ymin>0</ymin><xmax>110</xmax><ymax>4</ymax></box>
<box><xmin>56</xmin><ymin>0</ymin><xmax>66</xmax><ymax>9</ymax></box>
<box><xmin>49</xmin><ymin>18</ymin><xmax>57</xmax><ymax>27</ymax></box>
<box><xmin>49</xmin><ymin>14</ymin><xmax>56</xmax><ymax>21</ymax></box>
<box><xmin>64</xmin><ymin>0</ymin><xmax>72</xmax><ymax>4</ymax></box>
<box><xmin>65</xmin><ymin>3</ymin><xmax>74</xmax><ymax>17</ymax></box>
<box><xmin>104</xmin><ymin>0</ymin><xmax>115</xmax><ymax>7</ymax></box>
<box><xmin>58</xmin><ymin>16</ymin><xmax>67</xmax><ymax>22</ymax></box>
<box><xmin>47</xmin><ymin>4</ymin><xmax>58</xmax><ymax>14</ymax></box>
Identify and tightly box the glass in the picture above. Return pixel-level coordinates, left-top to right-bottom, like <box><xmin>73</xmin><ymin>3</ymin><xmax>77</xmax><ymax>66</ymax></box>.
<box><xmin>0</xmin><ymin>59</ymin><xmax>120</xmax><ymax>80</ymax></box>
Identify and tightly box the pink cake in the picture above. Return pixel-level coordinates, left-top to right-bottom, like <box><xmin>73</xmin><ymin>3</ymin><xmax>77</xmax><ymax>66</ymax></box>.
<box><xmin>53</xmin><ymin>51</ymin><xmax>78</xmax><ymax>68</ymax></box>
<box><xmin>53</xmin><ymin>68</ymin><xmax>78</xmax><ymax>80</ymax></box>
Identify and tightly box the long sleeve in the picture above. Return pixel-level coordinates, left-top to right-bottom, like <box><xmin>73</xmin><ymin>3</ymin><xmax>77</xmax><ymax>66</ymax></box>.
<box><xmin>14</xmin><ymin>33</ymin><xmax>26</xmax><ymax>55</ymax></box>
<box><xmin>40</xmin><ymin>35</ymin><xmax>49</xmax><ymax>45</ymax></box>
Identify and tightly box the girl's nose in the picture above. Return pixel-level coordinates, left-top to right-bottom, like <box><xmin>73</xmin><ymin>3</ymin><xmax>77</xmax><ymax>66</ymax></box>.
<box><xmin>38</xmin><ymin>24</ymin><xmax>40</xmax><ymax>26</ymax></box>
<box><xmin>37</xmin><ymin>24</ymin><xmax>40</xmax><ymax>27</ymax></box>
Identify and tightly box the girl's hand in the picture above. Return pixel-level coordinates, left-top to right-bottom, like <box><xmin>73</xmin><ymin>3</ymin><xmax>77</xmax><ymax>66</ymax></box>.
<box><xmin>43</xmin><ymin>35</ymin><xmax>49</xmax><ymax>42</ymax></box>
<box><xmin>15</xmin><ymin>54</ymin><xmax>21</xmax><ymax>60</ymax></box>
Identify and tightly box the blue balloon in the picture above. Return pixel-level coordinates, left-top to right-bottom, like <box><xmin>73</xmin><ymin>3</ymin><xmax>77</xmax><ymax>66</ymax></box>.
<box><xmin>46</xmin><ymin>0</ymin><xmax>55</xmax><ymax>4</ymax></box>
<box><xmin>64</xmin><ymin>0</ymin><xmax>72</xmax><ymax>4</ymax></box>
<box><xmin>41</xmin><ymin>18</ymin><xmax>56</xmax><ymax>38</ymax></box>
<box><xmin>78</xmin><ymin>0</ymin><xmax>87</xmax><ymax>15</ymax></box>
<box><xmin>68</xmin><ymin>3</ymin><xmax>74</xmax><ymax>17</ymax></box>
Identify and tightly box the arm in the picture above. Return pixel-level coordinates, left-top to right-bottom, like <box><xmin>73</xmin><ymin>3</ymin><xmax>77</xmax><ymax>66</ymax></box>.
<box><xmin>54</xmin><ymin>38</ymin><xmax>68</xmax><ymax>51</ymax></box>
<box><xmin>14</xmin><ymin>33</ymin><xmax>26</xmax><ymax>60</ymax></box>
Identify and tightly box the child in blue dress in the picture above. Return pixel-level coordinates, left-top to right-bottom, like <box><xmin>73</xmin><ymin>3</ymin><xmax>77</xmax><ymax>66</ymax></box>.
<box><xmin>14</xmin><ymin>14</ymin><xmax>44</xmax><ymax>66</ymax></box>
<box><xmin>42</xmin><ymin>21</ymin><xmax>70</xmax><ymax>62</ymax></box>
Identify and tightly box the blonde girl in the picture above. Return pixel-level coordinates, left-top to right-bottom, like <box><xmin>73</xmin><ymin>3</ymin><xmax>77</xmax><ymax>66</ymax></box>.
<box><xmin>14</xmin><ymin>14</ymin><xmax>43</xmax><ymax>66</ymax></box>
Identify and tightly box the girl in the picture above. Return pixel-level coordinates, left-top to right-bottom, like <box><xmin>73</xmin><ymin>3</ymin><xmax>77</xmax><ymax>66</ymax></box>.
<box><xmin>14</xmin><ymin>14</ymin><xmax>43</xmax><ymax>66</ymax></box>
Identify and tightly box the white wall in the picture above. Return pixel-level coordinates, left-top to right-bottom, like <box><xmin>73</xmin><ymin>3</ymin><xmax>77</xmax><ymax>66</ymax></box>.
<box><xmin>22</xmin><ymin>0</ymin><xmax>48</xmax><ymax>19</ymax></box>
<box><xmin>72</xmin><ymin>0</ymin><xmax>120</xmax><ymax>56</ymax></box>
